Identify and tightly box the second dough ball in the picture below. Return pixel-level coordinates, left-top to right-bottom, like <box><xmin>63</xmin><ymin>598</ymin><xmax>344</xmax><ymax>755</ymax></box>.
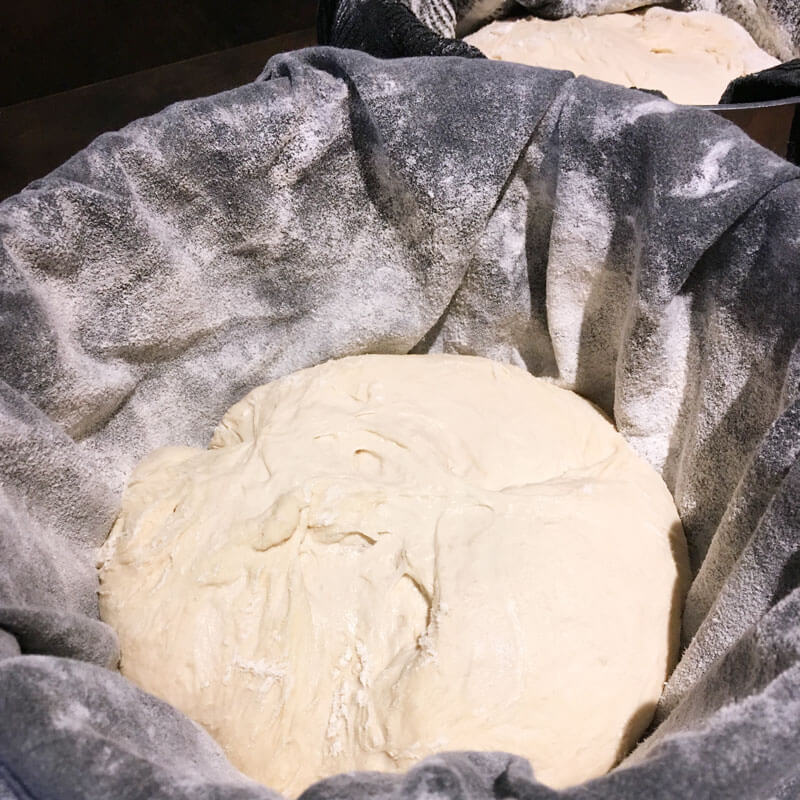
<box><xmin>465</xmin><ymin>8</ymin><xmax>778</xmax><ymax>105</ymax></box>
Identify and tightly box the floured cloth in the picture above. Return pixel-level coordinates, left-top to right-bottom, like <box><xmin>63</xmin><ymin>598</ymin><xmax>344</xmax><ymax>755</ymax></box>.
<box><xmin>317</xmin><ymin>0</ymin><xmax>484</xmax><ymax>57</ymax></box>
<box><xmin>721</xmin><ymin>57</ymin><xmax>800</xmax><ymax>103</ymax></box>
<box><xmin>323</xmin><ymin>0</ymin><xmax>800</xmax><ymax>64</ymax></box>
<box><xmin>2</xmin><ymin>46</ymin><xmax>800</xmax><ymax>799</ymax></box>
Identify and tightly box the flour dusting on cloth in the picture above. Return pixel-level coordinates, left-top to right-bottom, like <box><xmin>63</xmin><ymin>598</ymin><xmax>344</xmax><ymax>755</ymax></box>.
<box><xmin>2</xmin><ymin>45</ymin><xmax>800</xmax><ymax>800</ymax></box>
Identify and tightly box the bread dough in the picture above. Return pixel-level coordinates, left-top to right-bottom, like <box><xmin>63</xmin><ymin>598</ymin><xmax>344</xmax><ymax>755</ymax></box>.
<box><xmin>98</xmin><ymin>354</ymin><xmax>688</xmax><ymax>796</ymax></box>
<box><xmin>465</xmin><ymin>8</ymin><xmax>779</xmax><ymax>105</ymax></box>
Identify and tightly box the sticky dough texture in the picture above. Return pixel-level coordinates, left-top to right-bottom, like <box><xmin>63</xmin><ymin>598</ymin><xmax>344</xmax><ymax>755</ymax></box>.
<box><xmin>98</xmin><ymin>354</ymin><xmax>688</xmax><ymax>796</ymax></box>
<box><xmin>465</xmin><ymin>8</ymin><xmax>779</xmax><ymax>106</ymax></box>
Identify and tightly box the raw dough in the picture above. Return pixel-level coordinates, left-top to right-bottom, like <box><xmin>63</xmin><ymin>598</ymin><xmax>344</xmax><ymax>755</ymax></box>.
<box><xmin>465</xmin><ymin>7</ymin><xmax>779</xmax><ymax>105</ymax></box>
<box><xmin>98</xmin><ymin>354</ymin><xmax>688</xmax><ymax>796</ymax></box>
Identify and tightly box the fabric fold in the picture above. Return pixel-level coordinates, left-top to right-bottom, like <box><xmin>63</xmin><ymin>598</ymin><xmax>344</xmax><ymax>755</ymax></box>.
<box><xmin>1</xmin><ymin>46</ymin><xmax>799</xmax><ymax>799</ymax></box>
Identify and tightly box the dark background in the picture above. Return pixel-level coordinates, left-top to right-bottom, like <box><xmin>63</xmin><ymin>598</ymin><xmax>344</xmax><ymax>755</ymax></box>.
<box><xmin>1</xmin><ymin>1</ymin><xmax>318</xmax><ymax>199</ymax></box>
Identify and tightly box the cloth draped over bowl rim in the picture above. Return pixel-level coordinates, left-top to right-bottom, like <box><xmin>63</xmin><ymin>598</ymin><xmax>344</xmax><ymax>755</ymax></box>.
<box><xmin>1</xmin><ymin>46</ymin><xmax>800</xmax><ymax>799</ymax></box>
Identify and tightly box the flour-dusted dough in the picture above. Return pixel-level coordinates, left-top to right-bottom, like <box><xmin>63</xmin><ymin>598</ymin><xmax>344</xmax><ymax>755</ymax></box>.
<box><xmin>98</xmin><ymin>354</ymin><xmax>688</xmax><ymax>796</ymax></box>
<box><xmin>465</xmin><ymin>8</ymin><xmax>779</xmax><ymax>105</ymax></box>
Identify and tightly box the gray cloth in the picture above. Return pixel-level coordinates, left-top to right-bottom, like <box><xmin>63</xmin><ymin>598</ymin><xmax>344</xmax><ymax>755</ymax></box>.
<box><xmin>317</xmin><ymin>0</ymin><xmax>485</xmax><ymax>57</ymax></box>
<box><xmin>324</xmin><ymin>0</ymin><xmax>800</xmax><ymax>63</ymax></box>
<box><xmin>691</xmin><ymin>0</ymin><xmax>800</xmax><ymax>62</ymax></box>
<box><xmin>0</xmin><ymin>656</ymin><xmax>281</xmax><ymax>800</ymax></box>
<box><xmin>1</xmin><ymin>46</ymin><xmax>800</xmax><ymax>799</ymax></box>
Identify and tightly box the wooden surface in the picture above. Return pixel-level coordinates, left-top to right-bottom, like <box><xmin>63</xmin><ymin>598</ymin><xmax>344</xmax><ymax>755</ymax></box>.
<box><xmin>0</xmin><ymin>29</ymin><xmax>317</xmax><ymax>201</ymax></box>
<box><xmin>2</xmin><ymin>0</ymin><xmax>317</xmax><ymax>106</ymax></box>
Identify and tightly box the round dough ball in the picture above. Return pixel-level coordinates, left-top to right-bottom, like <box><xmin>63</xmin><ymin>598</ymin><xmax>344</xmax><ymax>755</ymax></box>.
<box><xmin>465</xmin><ymin>8</ymin><xmax>778</xmax><ymax>106</ymax></box>
<box><xmin>98</xmin><ymin>354</ymin><xmax>688</xmax><ymax>796</ymax></box>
